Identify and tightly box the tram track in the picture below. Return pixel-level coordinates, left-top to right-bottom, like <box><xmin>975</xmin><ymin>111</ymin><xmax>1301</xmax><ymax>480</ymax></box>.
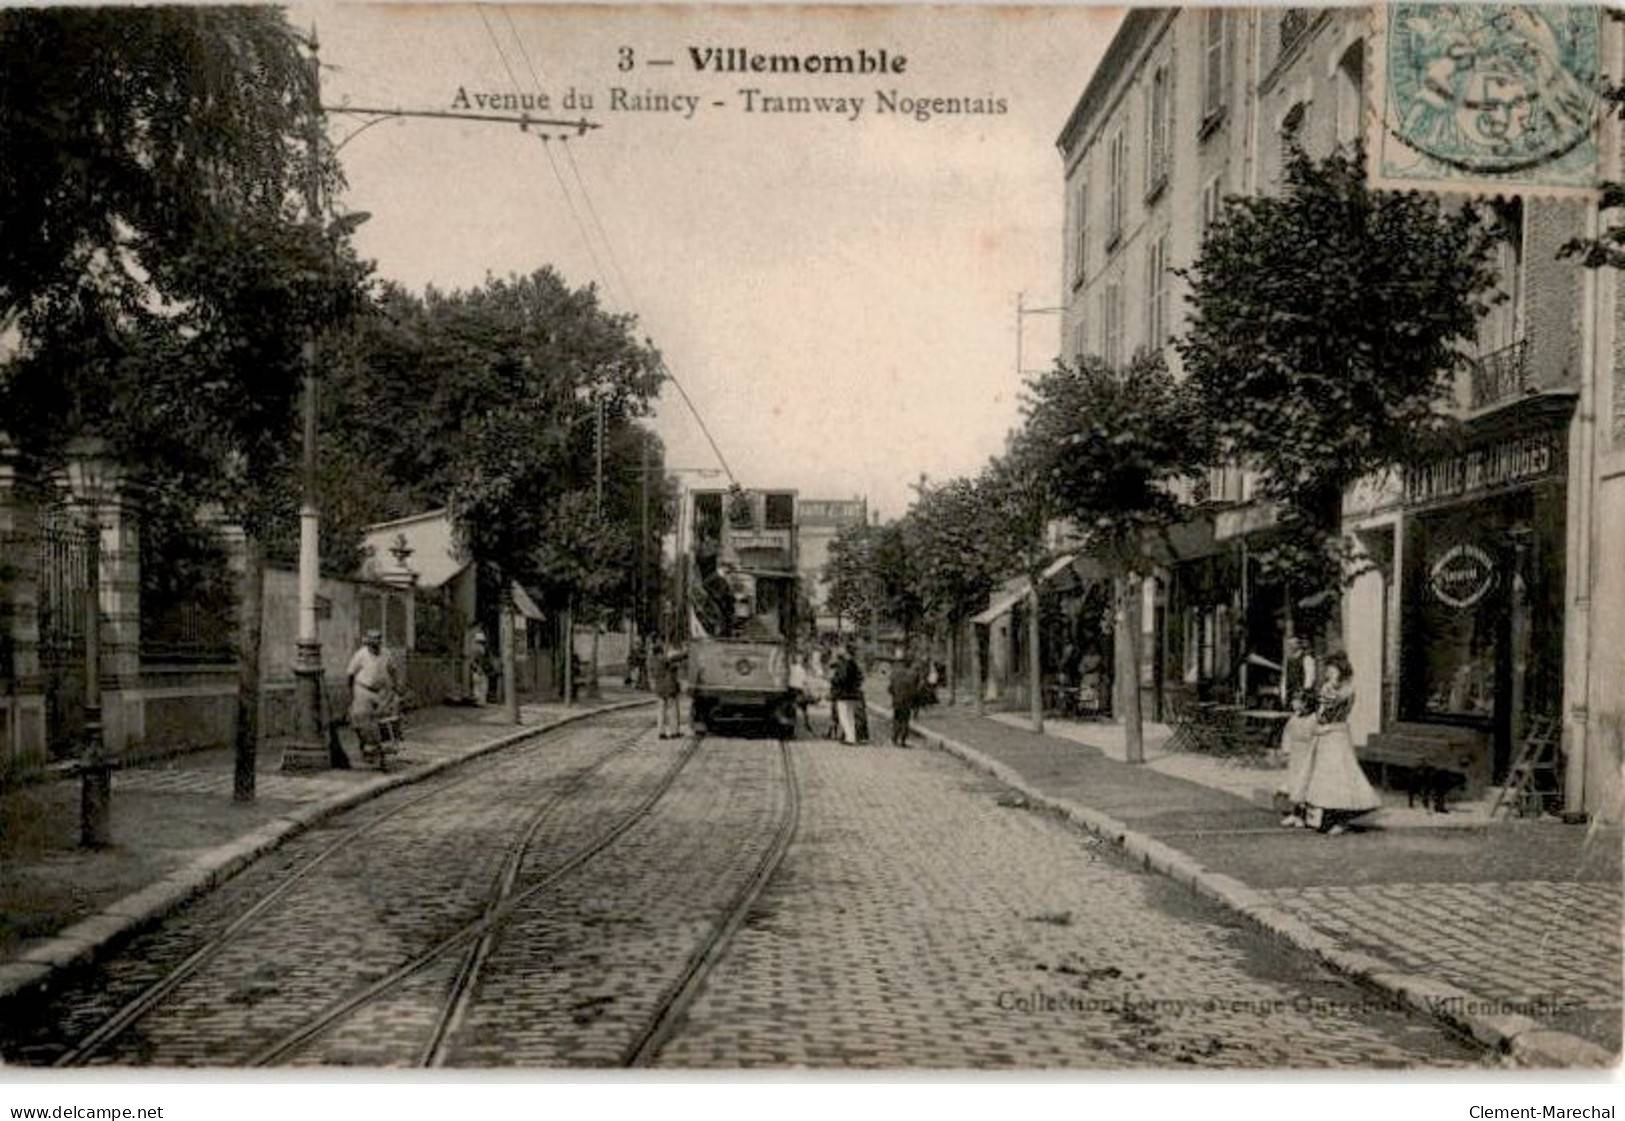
<box><xmin>52</xmin><ymin>715</ymin><xmax>654</xmax><ymax>1069</ymax></box>
<box><xmin>624</xmin><ymin>737</ymin><xmax>800</xmax><ymax>1067</ymax></box>
<box><xmin>249</xmin><ymin>734</ymin><xmax>702</xmax><ymax>1067</ymax></box>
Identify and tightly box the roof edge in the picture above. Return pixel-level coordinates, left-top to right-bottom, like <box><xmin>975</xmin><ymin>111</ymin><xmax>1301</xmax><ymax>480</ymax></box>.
<box><xmin>1056</xmin><ymin>8</ymin><xmax>1175</xmax><ymax>157</ymax></box>
<box><xmin>363</xmin><ymin>507</ymin><xmax>450</xmax><ymax>533</ymax></box>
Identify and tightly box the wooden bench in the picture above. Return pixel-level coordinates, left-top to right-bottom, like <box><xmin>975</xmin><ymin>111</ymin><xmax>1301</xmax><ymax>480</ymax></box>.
<box><xmin>1358</xmin><ymin>729</ymin><xmax>1486</xmax><ymax>809</ymax></box>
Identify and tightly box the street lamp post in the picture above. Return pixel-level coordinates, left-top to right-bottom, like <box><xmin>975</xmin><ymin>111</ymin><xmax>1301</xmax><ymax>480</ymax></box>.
<box><xmin>283</xmin><ymin>30</ymin><xmax>330</xmax><ymax>772</ymax></box>
<box><xmin>79</xmin><ymin>516</ymin><xmax>111</xmax><ymax>847</ymax></box>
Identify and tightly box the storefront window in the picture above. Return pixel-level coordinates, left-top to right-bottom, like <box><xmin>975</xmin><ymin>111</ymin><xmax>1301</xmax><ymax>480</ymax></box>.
<box><xmin>1402</xmin><ymin>485</ymin><xmax>1564</xmax><ymax>731</ymax></box>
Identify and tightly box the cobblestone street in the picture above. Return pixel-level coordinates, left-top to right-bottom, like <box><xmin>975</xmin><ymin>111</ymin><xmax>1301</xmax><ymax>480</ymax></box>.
<box><xmin>658</xmin><ymin>740</ymin><xmax>1490</xmax><ymax>1069</ymax></box>
<box><xmin>1</xmin><ymin>713</ymin><xmax>1496</xmax><ymax>1069</ymax></box>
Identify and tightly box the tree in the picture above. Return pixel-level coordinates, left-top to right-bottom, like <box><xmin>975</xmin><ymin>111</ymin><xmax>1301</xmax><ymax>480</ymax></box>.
<box><xmin>1176</xmin><ymin>145</ymin><xmax>1499</xmax><ymax>628</ymax></box>
<box><xmin>335</xmin><ymin>269</ymin><xmax>662</xmax><ymax>589</ymax></box>
<box><xmin>330</xmin><ymin>269</ymin><xmax>663</xmax><ymax>704</ymax></box>
<box><xmin>824</xmin><ymin>521</ymin><xmax>920</xmax><ymax>653</ymax></box>
<box><xmin>0</xmin><ymin>8</ymin><xmax>372</xmax><ymax>802</ymax></box>
<box><xmin>903</xmin><ymin>476</ymin><xmax>1004</xmax><ymax>707</ymax></box>
<box><xmin>1019</xmin><ymin>353</ymin><xmax>1211</xmax><ymax>762</ymax></box>
<box><xmin>824</xmin><ymin>523</ymin><xmax>879</xmax><ymax>637</ymax></box>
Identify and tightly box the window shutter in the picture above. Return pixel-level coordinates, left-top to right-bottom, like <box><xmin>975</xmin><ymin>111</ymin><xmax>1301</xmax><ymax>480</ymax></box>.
<box><xmin>1204</xmin><ymin>11</ymin><xmax>1224</xmax><ymax>116</ymax></box>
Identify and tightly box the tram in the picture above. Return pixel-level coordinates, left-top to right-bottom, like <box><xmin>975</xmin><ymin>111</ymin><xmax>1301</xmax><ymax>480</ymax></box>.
<box><xmin>678</xmin><ymin>486</ymin><xmax>799</xmax><ymax>736</ymax></box>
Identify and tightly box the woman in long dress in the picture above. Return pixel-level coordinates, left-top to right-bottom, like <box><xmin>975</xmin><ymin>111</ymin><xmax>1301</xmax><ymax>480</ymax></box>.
<box><xmin>1288</xmin><ymin>651</ymin><xmax>1380</xmax><ymax>835</ymax></box>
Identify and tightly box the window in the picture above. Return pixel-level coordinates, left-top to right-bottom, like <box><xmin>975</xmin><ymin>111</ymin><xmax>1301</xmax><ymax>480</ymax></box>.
<box><xmin>1280</xmin><ymin>101</ymin><xmax>1307</xmax><ymax>183</ymax></box>
<box><xmin>1102</xmin><ymin>280</ymin><xmax>1123</xmax><ymax>367</ymax></box>
<box><xmin>1279</xmin><ymin>8</ymin><xmax>1309</xmax><ymax>53</ymax></box>
<box><xmin>1476</xmin><ymin>199</ymin><xmax>1524</xmax><ymax>363</ymax></box>
<box><xmin>1107</xmin><ymin>129</ymin><xmax>1126</xmax><ymax>248</ymax></box>
<box><xmin>1146</xmin><ymin>233</ymin><xmax>1170</xmax><ymax>350</ymax></box>
<box><xmin>1070</xmin><ymin>319</ymin><xmax>1087</xmax><ymax>365</ymax></box>
<box><xmin>1202</xmin><ymin>9</ymin><xmax>1227</xmax><ymax>124</ymax></box>
<box><xmin>1199</xmin><ymin>175</ymin><xmax>1222</xmax><ymax>242</ymax></box>
<box><xmin>1071</xmin><ymin>177</ymin><xmax>1089</xmax><ymax>285</ymax></box>
<box><xmin>764</xmin><ymin>492</ymin><xmax>795</xmax><ymax>529</ymax></box>
<box><xmin>1335</xmin><ymin>39</ymin><xmax>1366</xmax><ymax>148</ymax></box>
<box><xmin>1146</xmin><ymin>64</ymin><xmax>1172</xmax><ymax>199</ymax></box>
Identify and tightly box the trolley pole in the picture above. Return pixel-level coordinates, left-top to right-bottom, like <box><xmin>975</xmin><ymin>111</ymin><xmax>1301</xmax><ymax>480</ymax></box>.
<box><xmin>588</xmin><ymin>397</ymin><xmax>603</xmax><ymax>699</ymax></box>
<box><xmin>639</xmin><ymin>437</ymin><xmax>650</xmax><ymax>652</ymax></box>
<box><xmin>284</xmin><ymin>29</ymin><xmax>330</xmax><ymax>773</ymax></box>
<box><xmin>79</xmin><ymin>519</ymin><xmax>111</xmax><ymax>848</ymax></box>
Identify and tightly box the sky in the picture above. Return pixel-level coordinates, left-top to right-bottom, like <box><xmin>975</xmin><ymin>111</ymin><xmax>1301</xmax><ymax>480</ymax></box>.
<box><xmin>296</xmin><ymin>2</ymin><xmax>1121</xmax><ymax>519</ymax></box>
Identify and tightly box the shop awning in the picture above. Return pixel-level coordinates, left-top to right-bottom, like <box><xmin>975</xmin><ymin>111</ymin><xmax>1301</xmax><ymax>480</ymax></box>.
<box><xmin>972</xmin><ymin>581</ymin><xmax>1031</xmax><ymax>626</ymax></box>
<box><xmin>971</xmin><ymin>553</ymin><xmax>1107</xmax><ymax>625</ymax></box>
<box><xmin>511</xmin><ymin>583</ymin><xmax>545</xmax><ymax>621</ymax></box>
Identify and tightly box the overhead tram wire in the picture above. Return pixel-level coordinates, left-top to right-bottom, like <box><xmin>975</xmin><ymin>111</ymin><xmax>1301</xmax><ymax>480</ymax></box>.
<box><xmin>562</xmin><ymin>141</ymin><xmax>641</xmax><ymax>311</ymax></box>
<box><xmin>498</xmin><ymin>15</ymin><xmax>742</xmax><ymax>490</ymax></box>
<box><xmin>554</xmin><ymin>139</ymin><xmax>741</xmax><ymax>489</ymax></box>
<box><xmin>502</xmin><ymin>6</ymin><xmax>547</xmax><ymax>89</ymax></box>
<box><xmin>476</xmin><ymin>6</ymin><xmax>526</xmax><ymax>95</ymax></box>
<box><xmin>540</xmin><ymin>138</ymin><xmax>616</xmax><ymax>306</ymax></box>
<box><xmin>483</xmin><ymin>4</ymin><xmax>622</xmax><ymax>312</ymax></box>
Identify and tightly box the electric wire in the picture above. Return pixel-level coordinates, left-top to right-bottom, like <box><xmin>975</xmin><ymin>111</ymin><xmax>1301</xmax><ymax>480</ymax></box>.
<box><xmin>475</xmin><ymin>6</ymin><xmax>526</xmax><ymax>95</ymax></box>
<box><xmin>495</xmin><ymin>12</ymin><xmax>742</xmax><ymax>488</ymax></box>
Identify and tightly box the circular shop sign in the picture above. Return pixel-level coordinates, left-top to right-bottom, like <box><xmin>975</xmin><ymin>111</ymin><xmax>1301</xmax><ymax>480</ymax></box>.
<box><xmin>1386</xmin><ymin>5</ymin><xmax>1601</xmax><ymax>175</ymax></box>
<box><xmin>735</xmin><ymin>657</ymin><xmax>754</xmax><ymax>676</ymax></box>
<box><xmin>1429</xmin><ymin>543</ymin><xmax>1496</xmax><ymax>609</ymax></box>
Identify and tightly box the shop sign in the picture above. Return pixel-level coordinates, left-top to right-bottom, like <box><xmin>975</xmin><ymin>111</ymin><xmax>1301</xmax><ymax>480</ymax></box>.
<box><xmin>1428</xmin><ymin>543</ymin><xmax>1496</xmax><ymax>609</ymax></box>
<box><xmin>731</xmin><ymin>529</ymin><xmax>792</xmax><ymax>553</ymax></box>
<box><xmin>1404</xmin><ymin>432</ymin><xmax>1562</xmax><ymax>508</ymax></box>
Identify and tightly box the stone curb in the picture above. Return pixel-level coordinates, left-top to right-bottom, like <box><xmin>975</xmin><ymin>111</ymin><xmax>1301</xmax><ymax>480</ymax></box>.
<box><xmin>0</xmin><ymin>698</ymin><xmax>656</xmax><ymax>1013</ymax></box>
<box><xmin>876</xmin><ymin>701</ymin><xmax>1618</xmax><ymax>1070</ymax></box>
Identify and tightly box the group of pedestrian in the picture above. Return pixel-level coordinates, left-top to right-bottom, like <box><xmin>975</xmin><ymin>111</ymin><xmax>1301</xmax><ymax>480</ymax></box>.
<box><xmin>1274</xmin><ymin>642</ymin><xmax>1380</xmax><ymax>836</ymax></box>
<box><xmin>638</xmin><ymin>633</ymin><xmax>935</xmax><ymax>749</ymax></box>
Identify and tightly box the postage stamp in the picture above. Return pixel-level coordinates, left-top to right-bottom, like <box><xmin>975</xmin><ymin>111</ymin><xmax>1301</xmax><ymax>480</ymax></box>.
<box><xmin>1367</xmin><ymin>2</ymin><xmax>1604</xmax><ymax>196</ymax></box>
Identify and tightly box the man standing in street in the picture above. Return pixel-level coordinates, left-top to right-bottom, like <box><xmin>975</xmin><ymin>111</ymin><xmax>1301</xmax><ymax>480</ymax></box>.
<box><xmin>888</xmin><ymin>655</ymin><xmax>921</xmax><ymax>747</ymax></box>
<box><xmin>830</xmin><ymin>643</ymin><xmax>865</xmax><ymax>745</ymax></box>
<box><xmin>348</xmin><ymin>628</ymin><xmax>401</xmax><ymax>761</ymax></box>
<box><xmin>654</xmin><ymin>641</ymin><xmax>686</xmax><ymax>739</ymax></box>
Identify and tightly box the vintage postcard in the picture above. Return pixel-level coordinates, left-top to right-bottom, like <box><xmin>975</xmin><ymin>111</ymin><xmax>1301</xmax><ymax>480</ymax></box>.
<box><xmin>0</xmin><ymin>1</ymin><xmax>1620</xmax><ymax>1097</ymax></box>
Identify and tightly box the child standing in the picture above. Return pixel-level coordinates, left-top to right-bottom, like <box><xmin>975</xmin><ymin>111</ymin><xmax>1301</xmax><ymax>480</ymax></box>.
<box><xmin>1276</xmin><ymin>690</ymin><xmax>1318</xmax><ymax>828</ymax></box>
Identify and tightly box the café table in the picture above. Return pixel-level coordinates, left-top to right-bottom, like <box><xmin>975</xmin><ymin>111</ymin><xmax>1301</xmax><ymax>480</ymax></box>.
<box><xmin>1237</xmin><ymin>709</ymin><xmax>1290</xmax><ymax>753</ymax></box>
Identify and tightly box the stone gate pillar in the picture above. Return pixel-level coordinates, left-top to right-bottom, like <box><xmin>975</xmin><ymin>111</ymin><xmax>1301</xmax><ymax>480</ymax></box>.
<box><xmin>0</xmin><ymin>439</ymin><xmax>47</xmax><ymax>772</ymax></box>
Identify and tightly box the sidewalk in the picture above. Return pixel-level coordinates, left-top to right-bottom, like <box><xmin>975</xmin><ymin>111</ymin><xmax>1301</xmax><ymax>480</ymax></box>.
<box><xmin>873</xmin><ymin>689</ymin><xmax>1622</xmax><ymax>1067</ymax></box>
<box><xmin>0</xmin><ymin>688</ymin><xmax>653</xmax><ymax>1010</ymax></box>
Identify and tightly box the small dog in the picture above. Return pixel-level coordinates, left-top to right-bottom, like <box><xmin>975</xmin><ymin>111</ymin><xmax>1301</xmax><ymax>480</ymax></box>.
<box><xmin>1406</xmin><ymin>765</ymin><xmax>1454</xmax><ymax>813</ymax></box>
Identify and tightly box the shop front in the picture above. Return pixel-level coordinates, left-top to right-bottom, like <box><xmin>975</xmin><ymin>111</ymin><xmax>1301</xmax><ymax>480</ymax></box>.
<box><xmin>1397</xmin><ymin>415</ymin><xmax>1569</xmax><ymax>789</ymax></box>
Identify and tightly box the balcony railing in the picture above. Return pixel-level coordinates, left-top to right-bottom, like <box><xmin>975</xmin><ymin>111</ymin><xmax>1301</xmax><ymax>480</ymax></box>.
<box><xmin>1279</xmin><ymin>8</ymin><xmax>1310</xmax><ymax>53</ymax></box>
<box><xmin>1469</xmin><ymin>339</ymin><xmax>1530</xmax><ymax>411</ymax></box>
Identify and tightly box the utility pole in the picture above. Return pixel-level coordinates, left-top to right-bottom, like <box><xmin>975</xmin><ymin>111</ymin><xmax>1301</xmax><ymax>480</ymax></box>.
<box><xmin>639</xmin><ymin>436</ymin><xmax>650</xmax><ymax>650</ymax></box>
<box><xmin>283</xmin><ymin>29</ymin><xmax>330</xmax><ymax>774</ymax></box>
<box><xmin>589</xmin><ymin>396</ymin><xmax>604</xmax><ymax>698</ymax></box>
<box><xmin>79</xmin><ymin>518</ymin><xmax>111</xmax><ymax>847</ymax></box>
<box><xmin>502</xmin><ymin>577</ymin><xmax>519</xmax><ymax>725</ymax></box>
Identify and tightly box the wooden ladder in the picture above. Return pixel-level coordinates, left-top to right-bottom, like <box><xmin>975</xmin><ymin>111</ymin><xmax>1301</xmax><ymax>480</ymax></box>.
<box><xmin>1491</xmin><ymin>715</ymin><xmax>1560</xmax><ymax>819</ymax></box>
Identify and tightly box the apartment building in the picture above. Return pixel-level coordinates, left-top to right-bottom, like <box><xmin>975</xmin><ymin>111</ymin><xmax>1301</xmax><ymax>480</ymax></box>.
<box><xmin>1056</xmin><ymin>7</ymin><xmax>1622</xmax><ymax>822</ymax></box>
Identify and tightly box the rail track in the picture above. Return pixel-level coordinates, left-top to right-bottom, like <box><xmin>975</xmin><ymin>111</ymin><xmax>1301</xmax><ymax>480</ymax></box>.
<box><xmin>53</xmin><ymin>714</ymin><xmax>655</xmax><ymax>1068</ymax></box>
<box><xmin>250</xmin><ymin>733</ymin><xmax>703</xmax><ymax>1066</ymax></box>
<box><xmin>268</xmin><ymin>733</ymin><xmax>799</xmax><ymax>1068</ymax></box>
<box><xmin>55</xmin><ymin>723</ymin><xmax>801</xmax><ymax>1070</ymax></box>
<box><xmin>624</xmin><ymin>736</ymin><xmax>800</xmax><ymax>1067</ymax></box>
